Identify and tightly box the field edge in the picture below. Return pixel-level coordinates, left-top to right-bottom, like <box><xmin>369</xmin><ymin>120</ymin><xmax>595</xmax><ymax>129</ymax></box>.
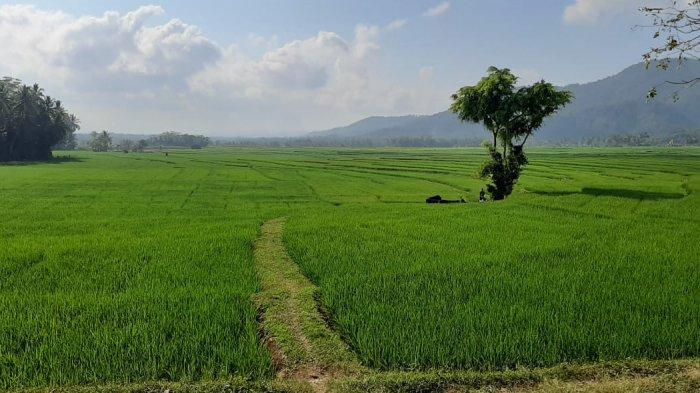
<box><xmin>6</xmin><ymin>359</ymin><xmax>698</xmax><ymax>393</ymax></box>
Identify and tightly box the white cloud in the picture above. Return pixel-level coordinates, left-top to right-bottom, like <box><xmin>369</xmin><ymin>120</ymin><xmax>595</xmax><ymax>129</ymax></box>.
<box><xmin>386</xmin><ymin>18</ymin><xmax>407</xmax><ymax>30</ymax></box>
<box><xmin>419</xmin><ymin>66</ymin><xmax>434</xmax><ymax>80</ymax></box>
<box><xmin>562</xmin><ymin>0</ymin><xmax>638</xmax><ymax>25</ymax></box>
<box><xmin>188</xmin><ymin>26</ymin><xmax>427</xmax><ymax>118</ymax></box>
<box><xmin>247</xmin><ymin>33</ymin><xmax>279</xmax><ymax>50</ymax></box>
<box><xmin>353</xmin><ymin>24</ymin><xmax>381</xmax><ymax>58</ymax></box>
<box><xmin>0</xmin><ymin>5</ymin><xmax>442</xmax><ymax>134</ymax></box>
<box><xmin>424</xmin><ymin>2</ymin><xmax>451</xmax><ymax>17</ymax></box>
<box><xmin>0</xmin><ymin>4</ymin><xmax>220</xmax><ymax>93</ymax></box>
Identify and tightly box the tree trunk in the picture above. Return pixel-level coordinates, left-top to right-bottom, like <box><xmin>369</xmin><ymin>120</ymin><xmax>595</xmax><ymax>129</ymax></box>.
<box><xmin>519</xmin><ymin>133</ymin><xmax>530</xmax><ymax>148</ymax></box>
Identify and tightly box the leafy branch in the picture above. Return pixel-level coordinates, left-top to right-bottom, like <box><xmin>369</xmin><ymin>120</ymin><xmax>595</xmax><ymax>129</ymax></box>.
<box><xmin>638</xmin><ymin>1</ymin><xmax>700</xmax><ymax>100</ymax></box>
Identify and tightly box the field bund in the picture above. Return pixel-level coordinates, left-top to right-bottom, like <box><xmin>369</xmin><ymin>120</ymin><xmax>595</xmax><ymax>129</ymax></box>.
<box><xmin>0</xmin><ymin>147</ymin><xmax>698</xmax><ymax>391</ymax></box>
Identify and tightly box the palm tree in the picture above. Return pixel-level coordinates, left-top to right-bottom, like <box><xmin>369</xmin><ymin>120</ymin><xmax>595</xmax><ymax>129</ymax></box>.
<box><xmin>0</xmin><ymin>77</ymin><xmax>79</xmax><ymax>161</ymax></box>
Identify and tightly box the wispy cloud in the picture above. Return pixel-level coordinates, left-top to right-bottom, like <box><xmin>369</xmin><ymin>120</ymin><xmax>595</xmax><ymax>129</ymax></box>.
<box><xmin>563</xmin><ymin>0</ymin><xmax>637</xmax><ymax>25</ymax></box>
<box><xmin>423</xmin><ymin>1</ymin><xmax>451</xmax><ymax>17</ymax></box>
<box><xmin>386</xmin><ymin>18</ymin><xmax>407</xmax><ymax>31</ymax></box>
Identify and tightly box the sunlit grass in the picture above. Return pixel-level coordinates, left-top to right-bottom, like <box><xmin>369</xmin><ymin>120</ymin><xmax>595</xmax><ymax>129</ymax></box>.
<box><xmin>0</xmin><ymin>147</ymin><xmax>697</xmax><ymax>388</ymax></box>
<box><xmin>283</xmin><ymin>147</ymin><xmax>700</xmax><ymax>370</ymax></box>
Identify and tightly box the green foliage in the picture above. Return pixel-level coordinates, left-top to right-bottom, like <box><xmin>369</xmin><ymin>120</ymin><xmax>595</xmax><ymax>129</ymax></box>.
<box><xmin>479</xmin><ymin>144</ymin><xmax>528</xmax><ymax>200</ymax></box>
<box><xmin>0</xmin><ymin>77</ymin><xmax>79</xmax><ymax>161</ymax></box>
<box><xmin>148</xmin><ymin>131</ymin><xmax>210</xmax><ymax>149</ymax></box>
<box><xmin>641</xmin><ymin>1</ymin><xmax>699</xmax><ymax>98</ymax></box>
<box><xmin>89</xmin><ymin>131</ymin><xmax>112</xmax><ymax>152</ymax></box>
<box><xmin>53</xmin><ymin>131</ymin><xmax>78</xmax><ymax>150</ymax></box>
<box><xmin>450</xmin><ymin>67</ymin><xmax>518</xmax><ymax>147</ymax></box>
<box><xmin>451</xmin><ymin>67</ymin><xmax>572</xmax><ymax>199</ymax></box>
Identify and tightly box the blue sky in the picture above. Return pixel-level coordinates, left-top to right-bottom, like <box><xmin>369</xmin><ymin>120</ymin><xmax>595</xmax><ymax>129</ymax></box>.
<box><xmin>0</xmin><ymin>1</ymin><xmax>660</xmax><ymax>135</ymax></box>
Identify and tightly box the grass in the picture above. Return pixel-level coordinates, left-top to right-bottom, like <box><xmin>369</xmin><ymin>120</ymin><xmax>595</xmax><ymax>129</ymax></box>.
<box><xmin>0</xmin><ymin>153</ymin><xmax>277</xmax><ymax>388</ymax></box>
<box><xmin>283</xmin><ymin>148</ymin><xmax>700</xmax><ymax>370</ymax></box>
<box><xmin>333</xmin><ymin>359</ymin><xmax>700</xmax><ymax>393</ymax></box>
<box><xmin>0</xmin><ymin>147</ymin><xmax>698</xmax><ymax>390</ymax></box>
<box><xmin>252</xmin><ymin>218</ymin><xmax>363</xmax><ymax>391</ymax></box>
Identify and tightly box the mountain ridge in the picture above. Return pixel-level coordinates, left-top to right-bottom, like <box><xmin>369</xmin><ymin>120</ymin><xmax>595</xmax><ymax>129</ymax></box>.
<box><xmin>310</xmin><ymin>61</ymin><xmax>700</xmax><ymax>142</ymax></box>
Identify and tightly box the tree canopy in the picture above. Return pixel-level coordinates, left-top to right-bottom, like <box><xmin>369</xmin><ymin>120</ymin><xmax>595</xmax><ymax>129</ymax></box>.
<box><xmin>451</xmin><ymin>67</ymin><xmax>572</xmax><ymax>200</ymax></box>
<box><xmin>0</xmin><ymin>77</ymin><xmax>79</xmax><ymax>162</ymax></box>
<box><xmin>89</xmin><ymin>131</ymin><xmax>112</xmax><ymax>152</ymax></box>
<box><xmin>148</xmin><ymin>131</ymin><xmax>210</xmax><ymax>149</ymax></box>
<box><xmin>640</xmin><ymin>0</ymin><xmax>700</xmax><ymax>99</ymax></box>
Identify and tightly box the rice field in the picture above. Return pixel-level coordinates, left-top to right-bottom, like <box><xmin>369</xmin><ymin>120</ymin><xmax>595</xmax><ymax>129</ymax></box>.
<box><xmin>0</xmin><ymin>153</ymin><xmax>279</xmax><ymax>388</ymax></box>
<box><xmin>0</xmin><ymin>147</ymin><xmax>698</xmax><ymax>389</ymax></box>
<box><xmin>282</xmin><ymin>148</ymin><xmax>699</xmax><ymax>370</ymax></box>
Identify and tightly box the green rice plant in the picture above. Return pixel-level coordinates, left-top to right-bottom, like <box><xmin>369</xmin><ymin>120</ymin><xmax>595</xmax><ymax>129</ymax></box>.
<box><xmin>0</xmin><ymin>153</ymin><xmax>277</xmax><ymax>389</ymax></box>
<box><xmin>283</xmin><ymin>147</ymin><xmax>700</xmax><ymax>370</ymax></box>
<box><xmin>1</xmin><ymin>147</ymin><xmax>698</xmax><ymax>389</ymax></box>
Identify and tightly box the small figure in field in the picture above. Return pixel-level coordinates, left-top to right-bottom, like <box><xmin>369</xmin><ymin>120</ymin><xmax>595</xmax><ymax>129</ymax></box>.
<box><xmin>165</xmin><ymin>152</ymin><xmax>168</xmax><ymax>157</ymax></box>
<box><xmin>479</xmin><ymin>189</ymin><xmax>487</xmax><ymax>203</ymax></box>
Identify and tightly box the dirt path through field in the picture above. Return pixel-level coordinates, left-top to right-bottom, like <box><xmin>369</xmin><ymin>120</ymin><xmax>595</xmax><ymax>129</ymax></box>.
<box><xmin>253</xmin><ymin>218</ymin><xmax>364</xmax><ymax>392</ymax></box>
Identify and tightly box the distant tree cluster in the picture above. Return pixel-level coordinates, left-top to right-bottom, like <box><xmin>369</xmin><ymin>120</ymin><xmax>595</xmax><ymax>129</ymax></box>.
<box><xmin>451</xmin><ymin>67</ymin><xmax>572</xmax><ymax>200</ymax></box>
<box><xmin>385</xmin><ymin>136</ymin><xmax>483</xmax><ymax>147</ymax></box>
<box><xmin>214</xmin><ymin>136</ymin><xmax>484</xmax><ymax>148</ymax></box>
<box><xmin>148</xmin><ymin>131</ymin><xmax>210</xmax><ymax>149</ymax></box>
<box><xmin>88</xmin><ymin>131</ymin><xmax>113</xmax><ymax>152</ymax></box>
<box><xmin>117</xmin><ymin>139</ymin><xmax>148</xmax><ymax>153</ymax></box>
<box><xmin>54</xmin><ymin>132</ymin><xmax>78</xmax><ymax>151</ymax></box>
<box><xmin>0</xmin><ymin>77</ymin><xmax>79</xmax><ymax>162</ymax></box>
<box><xmin>582</xmin><ymin>131</ymin><xmax>699</xmax><ymax>147</ymax></box>
<box><xmin>85</xmin><ymin>131</ymin><xmax>210</xmax><ymax>152</ymax></box>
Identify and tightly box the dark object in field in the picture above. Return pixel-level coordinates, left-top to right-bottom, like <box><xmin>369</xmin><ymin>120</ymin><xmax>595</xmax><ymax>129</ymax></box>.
<box><xmin>426</xmin><ymin>195</ymin><xmax>466</xmax><ymax>204</ymax></box>
<box><xmin>426</xmin><ymin>195</ymin><xmax>441</xmax><ymax>203</ymax></box>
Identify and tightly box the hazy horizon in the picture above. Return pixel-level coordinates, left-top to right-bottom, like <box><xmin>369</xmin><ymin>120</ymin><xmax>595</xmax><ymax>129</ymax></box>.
<box><xmin>0</xmin><ymin>1</ymin><xmax>665</xmax><ymax>136</ymax></box>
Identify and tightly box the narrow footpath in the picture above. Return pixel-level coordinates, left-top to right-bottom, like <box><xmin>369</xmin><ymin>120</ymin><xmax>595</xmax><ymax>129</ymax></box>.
<box><xmin>253</xmin><ymin>218</ymin><xmax>364</xmax><ymax>393</ymax></box>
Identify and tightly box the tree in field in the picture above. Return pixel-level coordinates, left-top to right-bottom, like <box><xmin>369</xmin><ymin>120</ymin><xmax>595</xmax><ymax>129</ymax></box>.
<box><xmin>89</xmin><ymin>131</ymin><xmax>112</xmax><ymax>152</ymax></box>
<box><xmin>451</xmin><ymin>67</ymin><xmax>572</xmax><ymax>200</ymax></box>
<box><xmin>640</xmin><ymin>1</ymin><xmax>700</xmax><ymax>99</ymax></box>
<box><xmin>0</xmin><ymin>77</ymin><xmax>80</xmax><ymax>161</ymax></box>
<box><xmin>54</xmin><ymin>132</ymin><xmax>78</xmax><ymax>150</ymax></box>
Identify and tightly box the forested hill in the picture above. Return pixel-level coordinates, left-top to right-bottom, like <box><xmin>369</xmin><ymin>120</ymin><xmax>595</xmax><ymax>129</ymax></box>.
<box><xmin>310</xmin><ymin>61</ymin><xmax>700</xmax><ymax>142</ymax></box>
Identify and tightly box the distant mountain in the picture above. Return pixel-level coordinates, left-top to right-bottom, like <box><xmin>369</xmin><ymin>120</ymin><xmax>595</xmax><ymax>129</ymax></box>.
<box><xmin>309</xmin><ymin>115</ymin><xmax>421</xmax><ymax>138</ymax></box>
<box><xmin>310</xmin><ymin>61</ymin><xmax>700</xmax><ymax>142</ymax></box>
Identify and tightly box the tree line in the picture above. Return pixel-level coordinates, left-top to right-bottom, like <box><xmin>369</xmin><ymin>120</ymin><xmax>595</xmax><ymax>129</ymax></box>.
<box><xmin>85</xmin><ymin>131</ymin><xmax>210</xmax><ymax>152</ymax></box>
<box><xmin>0</xmin><ymin>77</ymin><xmax>79</xmax><ymax>162</ymax></box>
<box><xmin>212</xmin><ymin>136</ymin><xmax>487</xmax><ymax>148</ymax></box>
<box><xmin>581</xmin><ymin>131</ymin><xmax>699</xmax><ymax>147</ymax></box>
<box><xmin>211</xmin><ymin>134</ymin><xmax>698</xmax><ymax>148</ymax></box>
